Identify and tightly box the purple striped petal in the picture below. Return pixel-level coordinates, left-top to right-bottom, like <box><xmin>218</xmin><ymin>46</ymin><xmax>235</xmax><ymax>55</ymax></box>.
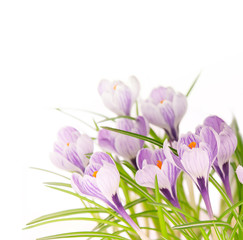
<box><xmin>57</xmin><ymin>126</ymin><xmax>81</xmax><ymax>144</ymax></box>
<box><xmin>172</xmin><ymin>93</ymin><xmax>187</xmax><ymax>128</ymax></box>
<box><xmin>89</xmin><ymin>152</ymin><xmax>115</xmax><ymax>166</ymax></box>
<box><xmin>135</xmin><ymin>164</ymin><xmax>171</xmax><ymax>190</ymax></box>
<box><xmin>96</xmin><ymin>163</ymin><xmax>120</xmax><ymax>202</ymax></box>
<box><xmin>71</xmin><ymin>173</ymin><xmax>107</xmax><ymax>202</ymax></box>
<box><xmin>203</xmin><ymin>115</ymin><xmax>225</xmax><ymax>134</ymax></box>
<box><xmin>114</xmin><ymin>134</ymin><xmax>141</xmax><ymax>159</ymax></box>
<box><xmin>136</xmin><ymin>148</ymin><xmax>155</xmax><ymax>169</ymax></box>
<box><xmin>98</xmin><ymin>129</ymin><xmax>117</xmax><ymax>154</ymax></box>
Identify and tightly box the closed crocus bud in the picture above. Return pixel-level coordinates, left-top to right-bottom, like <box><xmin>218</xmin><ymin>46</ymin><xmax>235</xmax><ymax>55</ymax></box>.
<box><xmin>135</xmin><ymin>148</ymin><xmax>181</xmax><ymax>209</ymax></box>
<box><xmin>50</xmin><ymin>126</ymin><xmax>94</xmax><ymax>174</ymax></box>
<box><xmin>164</xmin><ymin>126</ymin><xmax>220</xmax><ymax>219</ymax></box>
<box><xmin>141</xmin><ymin>86</ymin><xmax>187</xmax><ymax>141</ymax></box>
<box><xmin>198</xmin><ymin>115</ymin><xmax>237</xmax><ymax>202</ymax></box>
<box><xmin>71</xmin><ymin>152</ymin><xmax>149</xmax><ymax>240</ymax></box>
<box><xmin>98</xmin><ymin>76</ymin><xmax>140</xmax><ymax>116</ymax></box>
<box><xmin>98</xmin><ymin>116</ymin><xmax>149</xmax><ymax>167</ymax></box>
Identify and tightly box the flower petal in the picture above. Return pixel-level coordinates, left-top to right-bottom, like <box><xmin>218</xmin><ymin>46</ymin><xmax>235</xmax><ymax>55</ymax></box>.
<box><xmin>136</xmin><ymin>148</ymin><xmax>155</xmax><ymax>169</ymax></box>
<box><xmin>172</xmin><ymin>93</ymin><xmax>187</xmax><ymax>128</ymax></box>
<box><xmin>236</xmin><ymin>165</ymin><xmax>243</xmax><ymax>184</ymax></box>
<box><xmin>57</xmin><ymin>126</ymin><xmax>81</xmax><ymax>144</ymax></box>
<box><xmin>181</xmin><ymin>148</ymin><xmax>210</xmax><ymax>183</ymax></box>
<box><xmin>98</xmin><ymin>129</ymin><xmax>117</xmax><ymax>154</ymax></box>
<box><xmin>50</xmin><ymin>152</ymin><xmax>83</xmax><ymax>174</ymax></box>
<box><xmin>96</xmin><ymin>163</ymin><xmax>120</xmax><ymax>202</ymax></box>
<box><xmin>71</xmin><ymin>173</ymin><xmax>106</xmax><ymax>201</ymax></box>
<box><xmin>128</xmin><ymin>75</ymin><xmax>140</xmax><ymax>103</ymax></box>
<box><xmin>90</xmin><ymin>152</ymin><xmax>115</xmax><ymax>166</ymax></box>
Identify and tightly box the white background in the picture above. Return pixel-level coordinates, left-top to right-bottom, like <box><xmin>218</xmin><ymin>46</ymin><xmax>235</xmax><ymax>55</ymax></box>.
<box><xmin>1</xmin><ymin>1</ymin><xmax>243</xmax><ymax>239</ymax></box>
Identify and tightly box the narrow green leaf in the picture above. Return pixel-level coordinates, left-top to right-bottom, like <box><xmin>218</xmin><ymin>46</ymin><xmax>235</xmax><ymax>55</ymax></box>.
<box><xmin>43</xmin><ymin>182</ymin><xmax>71</xmax><ymax>188</ymax></box>
<box><xmin>186</xmin><ymin>71</ymin><xmax>201</xmax><ymax>97</ymax></box>
<box><xmin>37</xmin><ymin>231</ymin><xmax>130</xmax><ymax>240</ymax></box>
<box><xmin>98</xmin><ymin>116</ymin><xmax>136</xmax><ymax>124</ymax></box>
<box><xmin>25</xmin><ymin>217</ymin><xmax>134</xmax><ymax>233</ymax></box>
<box><xmin>30</xmin><ymin>167</ymin><xmax>70</xmax><ymax>180</ymax></box>
<box><xmin>154</xmin><ymin>175</ymin><xmax>168</xmax><ymax>238</ymax></box>
<box><xmin>101</xmin><ymin>126</ymin><xmax>164</xmax><ymax>147</ymax></box>
<box><xmin>173</xmin><ymin>220</ymin><xmax>232</xmax><ymax>230</ymax></box>
<box><xmin>26</xmin><ymin>208</ymin><xmax>107</xmax><ymax>225</ymax></box>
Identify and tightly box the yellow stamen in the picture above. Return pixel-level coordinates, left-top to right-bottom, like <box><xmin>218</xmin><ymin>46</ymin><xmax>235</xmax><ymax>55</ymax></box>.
<box><xmin>156</xmin><ymin>160</ymin><xmax>162</xmax><ymax>169</ymax></box>
<box><xmin>188</xmin><ymin>141</ymin><xmax>196</xmax><ymax>149</ymax></box>
<box><xmin>93</xmin><ymin>171</ymin><xmax>98</xmax><ymax>178</ymax></box>
<box><xmin>160</xmin><ymin>100</ymin><xmax>164</xmax><ymax>104</ymax></box>
<box><xmin>67</xmin><ymin>142</ymin><xmax>70</xmax><ymax>147</ymax></box>
<box><xmin>113</xmin><ymin>84</ymin><xmax>117</xmax><ymax>90</ymax></box>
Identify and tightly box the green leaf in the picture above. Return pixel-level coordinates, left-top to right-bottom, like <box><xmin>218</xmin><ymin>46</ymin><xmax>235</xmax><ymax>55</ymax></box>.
<box><xmin>43</xmin><ymin>182</ymin><xmax>71</xmax><ymax>188</ymax></box>
<box><xmin>30</xmin><ymin>167</ymin><xmax>70</xmax><ymax>180</ymax></box>
<box><xmin>173</xmin><ymin>220</ymin><xmax>232</xmax><ymax>230</ymax></box>
<box><xmin>154</xmin><ymin>175</ymin><xmax>168</xmax><ymax>238</ymax></box>
<box><xmin>24</xmin><ymin>217</ymin><xmax>134</xmax><ymax>233</ymax></box>
<box><xmin>37</xmin><ymin>231</ymin><xmax>130</xmax><ymax>240</ymax></box>
<box><xmin>26</xmin><ymin>208</ymin><xmax>107</xmax><ymax>225</ymax></box>
<box><xmin>101</xmin><ymin>126</ymin><xmax>164</xmax><ymax>147</ymax></box>
<box><xmin>186</xmin><ymin>71</ymin><xmax>201</xmax><ymax>97</ymax></box>
<box><xmin>97</xmin><ymin>115</ymin><xmax>136</xmax><ymax>124</ymax></box>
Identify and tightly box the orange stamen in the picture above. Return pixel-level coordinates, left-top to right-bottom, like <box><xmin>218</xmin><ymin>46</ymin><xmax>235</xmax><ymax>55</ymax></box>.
<box><xmin>160</xmin><ymin>100</ymin><xmax>164</xmax><ymax>104</ymax></box>
<box><xmin>67</xmin><ymin>142</ymin><xmax>70</xmax><ymax>147</ymax></box>
<box><xmin>113</xmin><ymin>84</ymin><xmax>117</xmax><ymax>90</ymax></box>
<box><xmin>188</xmin><ymin>141</ymin><xmax>196</xmax><ymax>149</ymax></box>
<box><xmin>93</xmin><ymin>171</ymin><xmax>98</xmax><ymax>178</ymax></box>
<box><xmin>156</xmin><ymin>160</ymin><xmax>162</xmax><ymax>169</ymax></box>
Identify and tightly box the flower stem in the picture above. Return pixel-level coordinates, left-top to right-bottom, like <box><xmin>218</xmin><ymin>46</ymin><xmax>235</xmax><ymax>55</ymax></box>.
<box><xmin>112</xmin><ymin>194</ymin><xmax>149</xmax><ymax>240</ymax></box>
<box><xmin>201</xmin><ymin>188</ymin><xmax>214</xmax><ymax>219</ymax></box>
<box><xmin>223</xmin><ymin>176</ymin><xmax>233</xmax><ymax>203</ymax></box>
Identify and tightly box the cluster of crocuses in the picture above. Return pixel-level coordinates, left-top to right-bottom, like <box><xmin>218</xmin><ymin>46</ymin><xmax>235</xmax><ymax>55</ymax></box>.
<box><xmin>50</xmin><ymin>76</ymin><xmax>243</xmax><ymax>239</ymax></box>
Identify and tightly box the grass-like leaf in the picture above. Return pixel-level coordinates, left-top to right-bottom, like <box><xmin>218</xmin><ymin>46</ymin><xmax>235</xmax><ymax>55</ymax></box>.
<box><xmin>26</xmin><ymin>208</ymin><xmax>107</xmax><ymax>225</ymax></box>
<box><xmin>173</xmin><ymin>220</ymin><xmax>232</xmax><ymax>230</ymax></box>
<box><xmin>154</xmin><ymin>175</ymin><xmax>168</xmax><ymax>238</ymax></box>
<box><xmin>30</xmin><ymin>167</ymin><xmax>70</xmax><ymax>180</ymax></box>
<box><xmin>97</xmin><ymin>115</ymin><xmax>136</xmax><ymax>123</ymax></box>
<box><xmin>186</xmin><ymin>71</ymin><xmax>201</xmax><ymax>97</ymax></box>
<box><xmin>37</xmin><ymin>231</ymin><xmax>130</xmax><ymax>240</ymax></box>
<box><xmin>25</xmin><ymin>217</ymin><xmax>135</xmax><ymax>233</ymax></box>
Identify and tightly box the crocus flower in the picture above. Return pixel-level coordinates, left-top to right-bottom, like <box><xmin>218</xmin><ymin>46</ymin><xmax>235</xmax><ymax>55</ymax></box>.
<box><xmin>71</xmin><ymin>152</ymin><xmax>149</xmax><ymax>240</ymax></box>
<box><xmin>199</xmin><ymin>116</ymin><xmax>237</xmax><ymax>202</ymax></box>
<box><xmin>141</xmin><ymin>86</ymin><xmax>187</xmax><ymax>141</ymax></box>
<box><xmin>236</xmin><ymin>165</ymin><xmax>243</xmax><ymax>184</ymax></box>
<box><xmin>163</xmin><ymin>126</ymin><xmax>220</xmax><ymax>219</ymax></box>
<box><xmin>98</xmin><ymin>76</ymin><xmax>140</xmax><ymax>116</ymax></box>
<box><xmin>135</xmin><ymin>148</ymin><xmax>181</xmax><ymax>209</ymax></box>
<box><xmin>50</xmin><ymin>126</ymin><xmax>94</xmax><ymax>174</ymax></box>
<box><xmin>98</xmin><ymin>116</ymin><xmax>149</xmax><ymax>167</ymax></box>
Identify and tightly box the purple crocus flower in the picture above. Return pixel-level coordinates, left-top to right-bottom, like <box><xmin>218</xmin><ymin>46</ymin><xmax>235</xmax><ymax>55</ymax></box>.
<box><xmin>163</xmin><ymin>127</ymin><xmax>220</xmax><ymax>219</ymax></box>
<box><xmin>141</xmin><ymin>86</ymin><xmax>187</xmax><ymax>141</ymax></box>
<box><xmin>98</xmin><ymin>76</ymin><xmax>140</xmax><ymax>116</ymax></box>
<box><xmin>135</xmin><ymin>148</ymin><xmax>181</xmax><ymax>209</ymax></box>
<box><xmin>50</xmin><ymin>126</ymin><xmax>94</xmax><ymax>174</ymax></box>
<box><xmin>198</xmin><ymin>116</ymin><xmax>237</xmax><ymax>202</ymax></box>
<box><xmin>236</xmin><ymin>165</ymin><xmax>243</xmax><ymax>184</ymax></box>
<box><xmin>71</xmin><ymin>152</ymin><xmax>149</xmax><ymax>240</ymax></box>
<box><xmin>98</xmin><ymin>116</ymin><xmax>149</xmax><ymax>167</ymax></box>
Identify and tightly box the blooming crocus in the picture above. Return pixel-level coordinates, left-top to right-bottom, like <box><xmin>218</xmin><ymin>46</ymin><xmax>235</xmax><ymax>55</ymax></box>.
<box><xmin>236</xmin><ymin>165</ymin><xmax>243</xmax><ymax>184</ymax></box>
<box><xmin>163</xmin><ymin>127</ymin><xmax>220</xmax><ymax>219</ymax></box>
<box><xmin>141</xmin><ymin>86</ymin><xmax>187</xmax><ymax>141</ymax></box>
<box><xmin>71</xmin><ymin>152</ymin><xmax>149</xmax><ymax>240</ymax></box>
<box><xmin>98</xmin><ymin>116</ymin><xmax>149</xmax><ymax>168</ymax></box>
<box><xmin>98</xmin><ymin>76</ymin><xmax>140</xmax><ymax>116</ymax></box>
<box><xmin>135</xmin><ymin>148</ymin><xmax>181</xmax><ymax>210</ymax></box>
<box><xmin>199</xmin><ymin>116</ymin><xmax>237</xmax><ymax>202</ymax></box>
<box><xmin>50</xmin><ymin>126</ymin><xmax>93</xmax><ymax>174</ymax></box>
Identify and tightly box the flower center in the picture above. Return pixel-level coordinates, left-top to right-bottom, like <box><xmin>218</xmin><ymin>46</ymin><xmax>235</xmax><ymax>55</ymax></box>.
<box><xmin>188</xmin><ymin>141</ymin><xmax>196</xmax><ymax>149</ymax></box>
<box><xmin>113</xmin><ymin>84</ymin><xmax>117</xmax><ymax>90</ymax></box>
<box><xmin>93</xmin><ymin>171</ymin><xmax>98</xmax><ymax>178</ymax></box>
<box><xmin>160</xmin><ymin>100</ymin><xmax>164</xmax><ymax>104</ymax></box>
<box><xmin>156</xmin><ymin>160</ymin><xmax>162</xmax><ymax>169</ymax></box>
<box><xmin>67</xmin><ymin>142</ymin><xmax>70</xmax><ymax>147</ymax></box>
